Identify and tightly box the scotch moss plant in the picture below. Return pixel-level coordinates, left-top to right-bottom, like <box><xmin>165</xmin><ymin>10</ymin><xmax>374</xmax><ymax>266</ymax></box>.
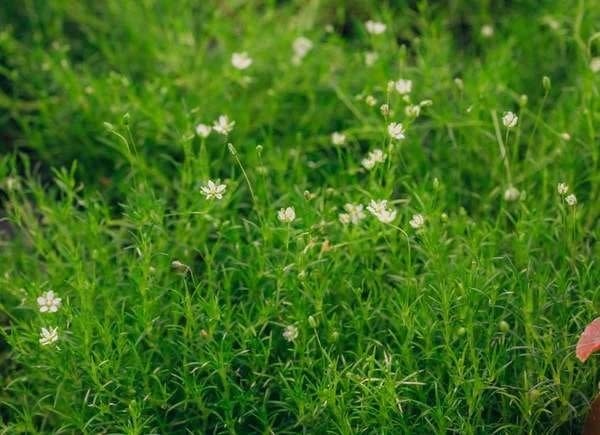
<box><xmin>0</xmin><ymin>1</ymin><xmax>599</xmax><ymax>433</ymax></box>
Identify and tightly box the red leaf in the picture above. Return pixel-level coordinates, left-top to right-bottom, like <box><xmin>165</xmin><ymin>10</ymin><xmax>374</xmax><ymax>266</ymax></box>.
<box><xmin>577</xmin><ymin>317</ymin><xmax>600</xmax><ymax>363</ymax></box>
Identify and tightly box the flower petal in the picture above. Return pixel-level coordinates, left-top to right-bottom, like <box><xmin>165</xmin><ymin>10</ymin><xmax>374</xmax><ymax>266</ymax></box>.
<box><xmin>576</xmin><ymin>317</ymin><xmax>600</xmax><ymax>362</ymax></box>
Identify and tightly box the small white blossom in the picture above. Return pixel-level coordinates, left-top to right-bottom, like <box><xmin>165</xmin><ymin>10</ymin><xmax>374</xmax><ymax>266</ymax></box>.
<box><xmin>565</xmin><ymin>194</ymin><xmax>577</xmax><ymax>206</ymax></box>
<box><xmin>292</xmin><ymin>37</ymin><xmax>313</xmax><ymax>64</ymax></box>
<box><xmin>367</xmin><ymin>200</ymin><xmax>397</xmax><ymax>223</ymax></box>
<box><xmin>560</xmin><ymin>132</ymin><xmax>571</xmax><ymax>141</ymax></box>
<box><xmin>388</xmin><ymin>122</ymin><xmax>406</xmax><ymax>140</ymax></box>
<box><xmin>201</xmin><ymin>180</ymin><xmax>227</xmax><ymax>200</ymax></box>
<box><xmin>195</xmin><ymin>123</ymin><xmax>211</xmax><ymax>138</ymax></box>
<box><xmin>394</xmin><ymin>79</ymin><xmax>412</xmax><ymax>95</ymax></box>
<box><xmin>371</xmin><ymin>149</ymin><xmax>386</xmax><ymax>161</ymax></box>
<box><xmin>590</xmin><ymin>57</ymin><xmax>600</xmax><ymax>73</ymax></box>
<box><xmin>171</xmin><ymin>260</ymin><xmax>190</xmax><ymax>274</ymax></box>
<box><xmin>361</xmin><ymin>149</ymin><xmax>387</xmax><ymax>170</ymax></box>
<box><xmin>409</xmin><ymin>213</ymin><xmax>425</xmax><ymax>229</ymax></box>
<box><xmin>365</xmin><ymin>20</ymin><xmax>386</xmax><ymax>35</ymax></box>
<box><xmin>502</xmin><ymin>111</ymin><xmax>518</xmax><ymax>129</ymax></box>
<box><xmin>39</xmin><ymin>327</ymin><xmax>59</xmax><ymax>346</ymax></box>
<box><xmin>405</xmin><ymin>104</ymin><xmax>421</xmax><ymax>118</ymax></box>
<box><xmin>278</xmin><ymin>207</ymin><xmax>296</xmax><ymax>223</ymax></box>
<box><xmin>364</xmin><ymin>51</ymin><xmax>378</xmax><ymax>67</ymax></box>
<box><xmin>331</xmin><ymin>132</ymin><xmax>346</xmax><ymax>146</ymax></box>
<box><xmin>339</xmin><ymin>203</ymin><xmax>366</xmax><ymax>225</ymax></box>
<box><xmin>380</xmin><ymin>104</ymin><xmax>390</xmax><ymax>117</ymax></box>
<box><xmin>231</xmin><ymin>52</ymin><xmax>252</xmax><ymax>70</ymax></box>
<box><xmin>503</xmin><ymin>186</ymin><xmax>520</xmax><ymax>202</ymax></box>
<box><xmin>365</xmin><ymin>95</ymin><xmax>377</xmax><ymax>106</ymax></box>
<box><xmin>481</xmin><ymin>24</ymin><xmax>494</xmax><ymax>37</ymax></box>
<box><xmin>37</xmin><ymin>291</ymin><xmax>62</xmax><ymax>313</ymax></box>
<box><xmin>213</xmin><ymin>115</ymin><xmax>235</xmax><ymax>135</ymax></box>
<box><xmin>283</xmin><ymin>325</ymin><xmax>299</xmax><ymax>342</ymax></box>
<box><xmin>338</xmin><ymin>213</ymin><xmax>351</xmax><ymax>225</ymax></box>
<box><xmin>557</xmin><ymin>182</ymin><xmax>569</xmax><ymax>195</ymax></box>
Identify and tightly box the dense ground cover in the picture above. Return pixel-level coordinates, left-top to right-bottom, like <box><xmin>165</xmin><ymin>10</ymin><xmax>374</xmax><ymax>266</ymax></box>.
<box><xmin>0</xmin><ymin>1</ymin><xmax>599</xmax><ymax>433</ymax></box>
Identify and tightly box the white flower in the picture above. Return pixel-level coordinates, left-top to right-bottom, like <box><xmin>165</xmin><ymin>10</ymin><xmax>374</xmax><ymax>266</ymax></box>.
<box><xmin>364</xmin><ymin>51</ymin><xmax>378</xmax><ymax>67</ymax></box>
<box><xmin>37</xmin><ymin>291</ymin><xmax>62</xmax><ymax>313</ymax></box>
<box><xmin>201</xmin><ymin>180</ymin><xmax>227</xmax><ymax>200</ymax></box>
<box><xmin>502</xmin><ymin>111</ymin><xmax>518</xmax><ymax>129</ymax></box>
<box><xmin>277</xmin><ymin>207</ymin><xmax>296</xmax><ymax>223</ymax></box>
<box><xmin>560</xmin><ymin>132</ymin><xmax>571</xmax><ymax>141</ymax></box>
<box><xmin>171</xmin><ymin>260</ymin><xmax>190</xmax><ymax>274</ymax></box>
<box><xmin>405</xmin><ymin>104</ymin><xmax>421</xmax><ymax>118</ymax></box>
<box><xmin>331</xmin><ymin>132</ymin><xmax>346</xmax><ymax>146</ymax></box>
<box><xmin>380</xmin><ymin>103</ymin><xmax>390</xmax><ymax>117</ymax></box>
<box><xmin>292</xmin><ymin>37</ymin><xmax>313</xmax><ymax>64</ymax></box>
<box><xmin>367</xmin><ymin>200</ymin><xmax>397</xmax><ymax>223</ymax></box>
<box><xmin>565</xmin><ymin>194</ymin><xmax>577</xmax><ymax>206</ymax></box>
<box><xmin>503</xmin><ymin>186</ymin><xmax>520</xmax><ymax>202</ymax></box>
<box><xmin>213</xmin><ymin>115</ymin><xmax>235</xmax><ymax>135</ymax></box>
<box><xmin>557</xmin><ymin>182</ymin><xmax>569</xmax><ymax>195</ymax></box>
<box><xmin>394</xmin><ymin>79</ymin><xmax>412</xmax><ymax>95</ymax></box>
<box><xmin>361</xmin><ymin>149</ymin><xmax>387</xmax><ymax>170</ymax></box>
<box><xmin>195</xmin><ymin>123</ymin><xmax>211</xmax><ymax>138</ymax></box>
<box><xmin>372</xmin><ymin>149</ymin><xmax>386</xmax><ymax>161</ymax></box>
<box><xmin>481</xmin><ymin>24</ymin><xmax>494</xmax><ymax>37</ymax></box>
<box><xmin>338</xmin><ymin>213</ymin><xmax>351</xmax><ymax>225</ymax></box>
<box><xmin>365</xmin><ymin>95</ymin><xmax>377</xmax><ymax>106</ymax></box>
<box><xmin>388</xmin><ymin>122</ymin><xmax>406</xmax><ymax>140</ymax></box>
<box><xmin>590</xmin><ymin>57</ymin><xmax>600</xmax><ymax>73</ymax></box>
<box><xmin>39</xmin><ymin>327</ymin><xmax>59</xmax><ymax>346</ymax></box>
<box><xmin>409</xmin><ymin>213</ymin><xmax>425</xmax><ymax>229</ymax></box>
<box><xmin>231</xmin><ymin>52</ymin><xmax>252</xmax><ymax>70</ymax></box>
<box><xmin>339</xmin><ymin>203</ymin><xmax>366</xmax><ymax>225</ymax></box>
<box><xmin>283</xmin><ymin>325</ymin><xmax>299</xmax><ymax>342</ymax></box>
<box><xmin>365</xmin><ymin>20</ymin><xmax>386</xmax><ymax>35</ymax></box>
<box><xmin>361</xmin><ymin>159</ymin><xmax>375</xmax><ymax>170</ymax></box>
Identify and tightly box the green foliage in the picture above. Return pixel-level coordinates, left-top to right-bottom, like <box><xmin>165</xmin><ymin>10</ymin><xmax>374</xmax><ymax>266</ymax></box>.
<box><xmin>0</xmin><ymin>1</ymin><xmax>599</xmax><ymax>433</ymax></box>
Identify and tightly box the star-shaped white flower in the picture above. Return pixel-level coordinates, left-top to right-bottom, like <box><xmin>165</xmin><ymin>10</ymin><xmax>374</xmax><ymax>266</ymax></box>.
<box><xmin>361</xmin><ymin>149</ymin><xmax>387</xmax><ymax>170</ymax></box>
<box><xmin>409</xmin><ymin>213</ymin><xmax>425</xmax><ymax>229</ymax></box>
<box><xmin>331</xmin><ymin>132</ymin><xmax>346</xmax><ymax>146</ymax></box>
<box><xmin>367</xmin><ymin>200</ymin><xmax>397</xmax><ymax>223</ymax></box>
<box><xmin>395</xmin><ymin>79</ymin><xmax>412</xmax><ymax>95</ymax></box>
<box><xmin>502</xmin><ymin>111</ymin><xmax>518</xmax><ymax>129</ymax></box>
<box><xmin>195</xmin><ymin>123</ymin><xmax>211</xmax><ymax>138</ymax></box>
<box><xmin>283</xmin><ymin>325</ymin><xmax>299</xmax><ymax>342</ymax></box>
<box><xmin>557</xmin><ymin>182</ymin><xmax>569</xmax><ymax>195</ymax></box>
<box><xmin>37</xmin><ymin>290</ymin><xmax>62</xmax><ymax>313</ymax></box>
<box><xmin>231</xmin><ymin>52</ymin><xmax>252</xmax><ymax>70</ymax></box>
<box><xmin>339</xmin><ymin>203</ymin><xmax>366</xmax><ymax>225</ymax></box>
<box><xmin>277</xmin><ymin>207</ymin><xmax>296</xmax><ymax>223</ymax></box>
<box><xmin>39</xmin><ymin>327</ymin><xmax>59</xmax><ymax>346</ymax></box>
<box><xmin>503</xmin><ymin>186</ymin><xmax>520</xmax><ymax>202</ymax></box>
<box><xmin>388</xmin><ymin>122</ymin><xmax>406</xmax><ymax>140</ymax></box>
<box><xmin>365</xmin><ymin>20</ymin><xmax>386</xmax><ymax>35</ymax></box>
<box><xmin>292</xmin><ymin>37</ymin><xmax>313</xmax><ymax>64</ymax></box>
<box><xmin>213</xmin><ymin>115</ymin><xmax>235</xmax><ymax>136</ymax></box>
<box><xmin>201</xmin><ymin>180</ymin><xmax>227</xmax><ymax>200</ymax></box>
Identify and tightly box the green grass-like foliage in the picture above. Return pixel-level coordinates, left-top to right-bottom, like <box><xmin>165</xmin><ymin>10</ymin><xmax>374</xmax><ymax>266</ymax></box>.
<box><xmin>0</xmin><ymin>1</ymin><xmax>599</xmax><ymax>433</ymax></box>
